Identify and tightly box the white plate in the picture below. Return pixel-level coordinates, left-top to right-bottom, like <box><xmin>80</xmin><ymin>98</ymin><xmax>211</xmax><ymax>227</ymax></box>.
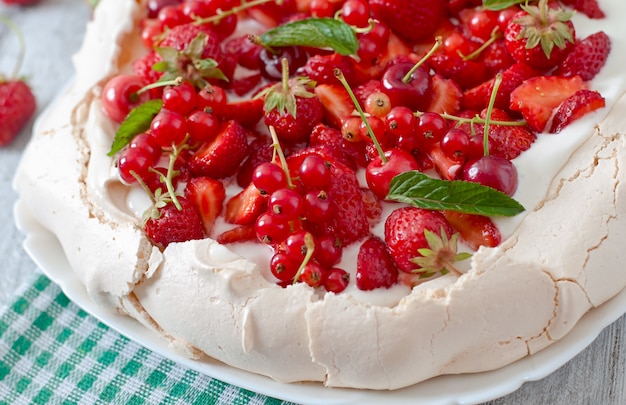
<box><xmin>13</xmin><ymin>198</ymin><xmax>626</xmax><ymax>404</ymax></box>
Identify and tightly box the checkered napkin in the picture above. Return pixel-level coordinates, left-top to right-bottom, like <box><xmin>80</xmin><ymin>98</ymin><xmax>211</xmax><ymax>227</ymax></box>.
<box><xmin>0</xmin><ymin>274</ymin><xmax>297</xmax><ymax>405</ymax></box>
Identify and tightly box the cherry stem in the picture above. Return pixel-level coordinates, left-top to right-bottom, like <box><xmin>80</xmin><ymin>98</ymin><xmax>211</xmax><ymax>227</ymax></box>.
<box><xmin>334</xmin><ymin>68</ymin><xmax>387</xmax><ymax>164</ymax></box>
<box><xmin>402</xmin><ymin>36</ymin><xmax>442</xmax><ymax>84</ymax></box>
<box><xmin>0</xmin><ymin>15</ymin><xmax>26</xmax><ymax>79</ymax></box>
<box><xmin>269</xmin><ymin>126</ymin><xmax>294</xmax><ymax>188</ymax></box>
<box><xmin>483</xmin><ymin>72</ymin><xmax>503</xmax><ymax>156</ymax></box>
<box><xmin>460</xmin><ymin>27</ymin><xmax>500</xmax><ymax>61</ymax></box>
<box><xmin>292</xmin><ymin>232</ymin><xmax>316</xmax><ymax>284</ymax></box>
<box><xmin>195</xmin><ymin>0</ymin><xmax>283</xmax><ymax>26</ymax></box>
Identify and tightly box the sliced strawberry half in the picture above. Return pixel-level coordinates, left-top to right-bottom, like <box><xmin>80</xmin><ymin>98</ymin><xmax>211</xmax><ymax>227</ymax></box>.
<box><xmin>185</xmin><ymin>177</ymin><xmax>226</xmax><ymax>236</ymax></box>
<box><xmin>314</xmin><ymin>83</ymin><xmax>354</xmax><ymax>129</ymax></box>
<box><xmin>224</xmin><ymin>182</ymin><xmax>267</xmax><ymax>225</ymax></box>
<box><xmin>554</xmin><ymin>31</ymin><xmax>611</xmax><ymax>81</ymax></box>
<box><xmin>356</xmin><ymin>236</ymin><xmax>399</xmax><ymax>290</ymax></box>
<box><xmin>217</xmin><ymin>97</ymin><xmax>265</xmax><ymax>129</ymax></box>
<box><xmin>549</xmin><ymin>89</ymin><xmax>605</xmax><ymax>133</ymax></box>
<box><xmin>188</xmin><ymin>120</ymin><xmax>250</xmax><ymax>179</ymax></box>
<box><xmin>509</xmin><ymin>75</ymin><xmax>586</xmax><ymax>133</ymax></box>
<box><xmin>216</xmin><ymin>224</ymin><xmax>257</xmax><ymax>244</ymax></box>
<box><xmin>426</xmin><ymin>74</ymin><xmax>462</xmax><ymax>115</ymax></box>
<box><xmin>442</xmin><ymin>211</ymin><xmax>501</xmax><ymax>251</ymax></box>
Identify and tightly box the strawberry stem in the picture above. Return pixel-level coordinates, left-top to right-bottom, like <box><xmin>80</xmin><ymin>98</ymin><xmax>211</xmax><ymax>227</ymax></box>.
<box><xmin>334</xmin><ymin>68</ymin><xmax>387</xmax><ymax>164</ymax></box>
<box><xmin>401</xmin><ymin>36</ymin><xmax>442</xmax><ymax>84</ymax></box>
<box><xmin>483</xmin><ymin>72</ymin><xmax>503</xmax><ymax>156</ymax></box>
<box><xmin>0</xmin><ymin>15</ymin><xmax>26</xmax><ymax>79</ymax></box>
<box><xmin>292</xmin><ymin>232</ymin><xmax>316</xmax><ymax>284</ymax></box>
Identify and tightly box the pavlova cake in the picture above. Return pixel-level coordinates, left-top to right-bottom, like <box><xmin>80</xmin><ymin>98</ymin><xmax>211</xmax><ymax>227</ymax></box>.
<box><xmin>14</xmin><ymin>0</ymin><xmax>626</xmax><ymax>391</ymax></box>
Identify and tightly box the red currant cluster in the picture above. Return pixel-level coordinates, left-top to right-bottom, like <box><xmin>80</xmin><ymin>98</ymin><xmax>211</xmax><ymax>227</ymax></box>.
<box><xmin>251</xmin><ymin>154</ymin><xmax>349</xmax><ymax>293</ymax></box>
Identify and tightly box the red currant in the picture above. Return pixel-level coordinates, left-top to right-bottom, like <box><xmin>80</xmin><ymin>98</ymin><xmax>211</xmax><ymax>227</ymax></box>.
<box><xmin>255</xmin><ymin>212</ymin><xmax>290</xmax><ymax>245</ymax></box>
<box><xmin>162</xmin><ymin>81</ymin><xmax>197</xmax><ymax>115</ymax></box>
<box><xmin>323</xmin><ymin>267</ymin><xmax>350</xmax><ymax>294</ymax></box>
<box><xmin>299</xmin><ymin>261</ymin><xmax>325</xmax><ymax>288</ymax></box>
<box><xmin>270</xmin><ymin>252</ymin><xmax>300</xmax><ymax>282</ymax></box>
<box><xmin>314</xmin><ymin>235</ymin><xmax>342</xmax><ymax>268</ymax></box>
<box><xmin>386</xmin><ymin>106</ymin><xmax>416</xmax><ymax>139</ymax></box>
<box><xmin>298</xmin><ymin>154</ymin><xmax>331</xmax><ymax>189</ymax></box>
<box><xmin>186</xmin><ymin>109</ymin><xmax>220</xmax><ymax>144</ymax></box>
<box><xmin>440</xmin><ymin>128</ymin><xmax>470</xmax><ymax>163</ymax></box>
<box><xmin>268</xmin><ymin>188</ymin><xmax>303</xmax><ymax>220</ymax></box>
<box><xmin>302</xmin><ymin>190</ymin><xmax>333</xmax><ymax>223</ymax></box>
<box><xmin>341</xmin><ymin>0</ymin><xmax>370</xmax><ymax>28</ymax></box>
<box><xmin>415</xmin><ymin>112</ymin><xmax>447</xmax><ymax>145</ymax></box>
<box><xmin>117</xmin><ymin>147</ymin><xmax>155</xmax><ymax>184</ymax></box>
<box><xmin>252</xmin><ymin>162</ymin><xmax>288</xmax><ymax>195</ymax></box>
<box><xmin>150</xmin><ymin>109</ymin><xmax>188</xmax><ymax>148</ymax></box>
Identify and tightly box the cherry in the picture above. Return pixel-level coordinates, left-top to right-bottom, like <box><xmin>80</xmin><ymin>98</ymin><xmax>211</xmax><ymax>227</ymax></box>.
<box><xmin>162</xmin><ymin>81</ymin><xmax>197</xmax><ymax>115</ymax></box>
<box><xmin>268</xmin><ymin>188</ymin><xmax>303</xmax><ymax>220</ymax></box>
<box><xmin>258</xmin><ymin>46</ymin><xmax>307</xmax><ymax>81</ymax></box>
<box><xmin>443</xmin><ymin>31</ymin><xmax>477</xmax><ymax>57</ymax></box>
<box><xmin>340</xmin><ymin>0</ymin><xmax>370</xmax><ymax>28</ymax></box>
<box><xmin>147</xmin><ymin>0</ymin><xmax>181</xmax><ymax>19</ymax></box>
<box><xmin>157</xmin><ymin>4</ymin><xmax>188</xmax><ymax>28</ymax></box>
<box><xmin>461</xmin><ymin>155</ymin><xmax>518</xmax><ymax>196</ymax></box>
<box><xmin>467</xmin><ymin>9</ymin><xmax>499</xmax><ymax>41</ymax></box>
<box><xmin>381</xmin><ymin>62</ymin><xmax>432</xmax><ymax>111</ymax></box>
<box><xmin>140</xmin><ymin>18</ymin><xmax>164</xmax><ymax>49</ymax></box>
<box><xmin>298</xmin><ymin>154</ymin><xmax>331</xmax><ymax>189</ymax></box>
<box><xmin>309</xmin><ymin>0</ymin><xmax>334</xmax><ymax>17</ymax></box>
<box><xmin>323</xmin><ymin>267</ymin><xmax>350</xmax><ymax>293</ymax></box>
<box><xmin>101</xmin><ymin>75</ymin><xmax>150</xmax><ymax>123</ymax></box>
<box><xmin>366</xmin><ymin>148</ymin><xmax>419</xmax><ymax>200</ymax></box>
<box><xmin>117</xmin><ymin>147</ymin><xmax>155</xmax><ymax>185</ymax></box>
<box><xmin>252</xmin><ymin>162</ymin><xmax>287</xmax><ymax>194</ymax></box>
<box><xmin>270</xmin><ymin>252</ymin><xmax>300</xmax><ymax>282</ymax></box>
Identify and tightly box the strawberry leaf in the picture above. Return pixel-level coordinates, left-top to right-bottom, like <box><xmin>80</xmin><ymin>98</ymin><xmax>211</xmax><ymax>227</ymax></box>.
<box><xmin>483</xmin><ymin>0</ymin><xmax>526</xmax><ymax>10</ymax></box>
<box><xmin>108</xmin><ymin>99</ymin><xmax>163</xmax><ymax>156</ymax></box>
<box><xmin>259</xmin><ymin>18</ymin><xmax>358</xmax><ymax>56</ymax></box>
<box><xmin>387</xmin><ymin>171</ymin><xmax>525</xmax><ymax>217</ymax></box>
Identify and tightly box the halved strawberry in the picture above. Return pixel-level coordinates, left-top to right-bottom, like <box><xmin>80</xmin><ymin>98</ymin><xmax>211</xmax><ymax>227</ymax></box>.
<box><xmin>361</xmin><ymin>188</ymin><xmax>382</xmax><ymax>225</ymax></box>
<box><xmin>356</xmin><ymin>236</ymin><xmax>399</xmax><ymax>290</ymax></box>
<box><xmin>426</xmin><ymin>74</ymin><xmax>462</xmax><ymax>114</ymax></box>
<box><xmin>188</xmin><ymin>120</ymin><xmax>250</xmax><ymax>179</ymax></box>
<box><xmin>509</xmin><ymin>75</ymin><xmax>586</xmax><ymax>133</ymax></box>
<box><xmin>224</xmin><ymin>182</ymin><xmax>267</xmax><ymax>225</ymax></box>
<box><xmin>554</xmin><ymin>31</ymin><xmax>611</xmax><ymax>81</ymax></box>
<box><xmin>216</xmin><ymin>224</ymin><xmax>257</xmax><ymax>244</ymax></box>
<box><xmin>297</xmin><ymin>53</ymin><xmax>361</xmax><ymax>85</ymax></box>
<box><xmin>425</xmin><ymin>144</ymin><xmax>463</xmax><ymax>180</ymax></box>
<box><xmin>314</xmin><ymin>83</ymin><xmax>355</xmax><ymax>129</ymax></box>
<box><xmin>549</xmin><ymin>89</ymin><xmax>605</xmax><ymax>133</ymax></box>
<box><xmin>481</xmin><ymin>108</ymin><xmax>536</xmax><ymax>160</ymax></box>
<box><xmin>217</xmin><ymin>98</ymin><xmax>265</xmax><ymax>129</ymax></box>
<box><xmin>185</xmin><ymin>177</ymin><xmax>226</xmax><ymax>236</ymax></box>
<box><xmin>442</xmin><ymin>211</ymin><xmax>501</xmax><ymax>251</ymax></box>
<box><xmin>561</xmin><ymin>0</ymin><xmax>605</xmax><ymax>18</ymax></box>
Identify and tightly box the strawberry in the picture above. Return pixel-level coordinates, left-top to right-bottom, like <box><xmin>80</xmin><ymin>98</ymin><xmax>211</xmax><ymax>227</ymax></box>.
<box><xmin>384</xmin><ymin>207</ymin><xmax>454</xmax><ymax>273</ymax></box>
<box><xmin>509</xmin><ymin>75</ymin><xmax>586</xmax><ymax>133</ymax></box>
<box><xmin>216</xmin><ymin>225</ymin><xmax>257</xmax><ymax>244</ymax></box>
<box><xmin>236</xmin><ymin>136</ymin><xmax>274</xmax><ymax>187</ymax></box>
<box><xmin>0</xmin><ymin>79</ymin><xmax>36</xmax><ymax>147</ymax></box>
<box><xmin>262</xmin><ymin>76</ymin><xmax>324</xmax><ymax>144</ymax></box>
<box><xmin>144</xmin><ymin>196</ymin><xmax>206</xmax><ymax>250</ymax></box>
<box><xmin>504</xmin><ymin>0</ymin><xmax>576</xmax><ymax>71</ymax></box>
<box><xmin>188</xmin><ymin>120</ymin><xmax>250</xmax><ymax>179</ymax></box>
<box><xmin>308</xmin><ymin>123</ymin><xmax>365</xmax><ymax>169</ymax></box>
<box><xmin>217</xmin><ymin>97</ymin><xmax>265</xmax><ymax>129</ymax></box>
<box><xmin>442</xmin><ymin>211</ymin><xmax>501</xmax><ymax>251</ymax></box>
<box><xmin>158</xmin><ymin>23</ymin><xmax>223</xmax><ymax>60</ymax></box>
<box><xmin>481</xmin><ymin>108</ymin><xmax>536</xmax><ymax>160</ymax></box>
<box><xmin>224</xmin><ymin>182</ymin><xmax>267</xmax><ymax>225</ymax></box>
<box><xmin>297</xmin><ymin>53</ymin><xmax>361</xmax><ymax>85</ymax></box>
<box><xmin>314</xmin><ymin>83</ymin><xmax>354</xmax><ymax>129</ymax></box>
<box><xmin>2</xmin><ymin>0</ymin><xmax>40</xmax><ymax>5</ymax></box>
<box><xmin>222</xmin><ymin>35</ymin><xmax>262</xmax><ymax>70</ymax></box>
<box><xmin>426</xmin><ymin>74</ymin><xmax>462</xmax><ymax>115</ymax></box>
<box><xmin>132</xmin><ymin>51</ymin><xmax>164</xmax><ymax>87</ymax></box>
<box><xmin>185</xmin><ymin>177</ymin><xmax>226</xmax><ymax>236</ymax></box>
<box><xmin>369</xmin><ymin>0</ymin><xmax>447</xmax><ymax>43</ymax></box>
<box><xmin>361</xmin><ymin>188</ymin><xmax>382</xmax><ymax>225</ymax></box>
<box><xmin>554</xmin><ymin>31</ymin><xmax>611</xmax><ymax>81</ymax></box>
<box><xmin>561</xmin><ymin>0</ymin><xmax>605</xmax><ymax>19</ymax></box>
<box><xmin>428</xmin><ymin>52</ymin><xmax>487</xmax><ymax>90</ymax></box>
<box><xmin>549</xmin><ymin>89</ymin><xmax>605</xmax><ymax>133</ymax></box>
<box><xmin>425</xmin><ymin>144</ymin><xmax>463</xmax><ymax>181</ymax></box>
<box><xmin>355</xmin><ymin>236</ymin><xmax>399</xmax><ymax>290</ymax></box>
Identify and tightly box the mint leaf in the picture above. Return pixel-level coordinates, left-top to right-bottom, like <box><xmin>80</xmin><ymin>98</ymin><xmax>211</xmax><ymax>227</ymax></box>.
<box><xmin>107</xmin><ymin>99</ymin><xmax>163</xmax><ymax>156</ymax></box>
<box><xmin>259</xmin><ymin>18</ymin><xmax>358</xmax><ymax>56</ymax></box>
<box><xmin>483</xmin><ymin>0</ymin><xmax>526</xmax><ymax>10</ymax></box>
<box><xmin>387</xmin><ymin>171</ymin><xmax>525</xmax><ymax>217</ymax></box>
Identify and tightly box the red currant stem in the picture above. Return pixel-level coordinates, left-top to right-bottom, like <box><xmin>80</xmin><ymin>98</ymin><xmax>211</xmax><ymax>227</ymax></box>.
<box><xmin>483</xmin><ymin>72</ymin><xmax>503</xmax><ymax>156</ymax></box>
<box><xmin>136</xmin><ymin>76</ymin><xmax>183</xmax><ymax>96</ymax></box>
<box><xmin>194</xmin><ymin>0</ymin><xmax>283</xmax><ymax>26</ymax></box>
<box><xmin>292</xmin><ymin>232</ymin><xmax>316</xmax><ymax>284</ymax></box>
<box><xmin>401</xmin><ymin>36</ymin><xmax>442</xmax><ymax>84</ymax></box>
<box><xmin>269</xmin><ymin>126</ymin><xmax>294</xmax><ymax>188</ymax></box>
<box><xmin>159</xmin><ymin>138</ymin><xmax>189</xmax><ymax>211</ymax></box>
<box><xmin>334</xmin><ymin>68</ymin><xmax>387</xmax><ymax>164</ymax></box>
<box><xmin>0</xmin><ymin>15</ymin><xmax>26</xmax><ymax>79</ymax></box>
<box><xmin>132</xmin><ymin>170</ymin><xmax>158</xmax><ymax>205</ymax></box>
<box><xmin>414</xmin><ymin>110</ymin><xmax>526</xmax><ymax>130</ymax></box>
<box><xmin>460</xmin><ymin>27</ymin><xmax>500</xmax><ymax>61</ymax></box>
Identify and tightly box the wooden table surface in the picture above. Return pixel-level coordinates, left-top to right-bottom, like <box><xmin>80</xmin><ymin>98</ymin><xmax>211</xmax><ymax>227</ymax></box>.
<box><xmin>1</xmin><ymin>1</ymin><xmax>624</xmax><ymax>403</ymax></box>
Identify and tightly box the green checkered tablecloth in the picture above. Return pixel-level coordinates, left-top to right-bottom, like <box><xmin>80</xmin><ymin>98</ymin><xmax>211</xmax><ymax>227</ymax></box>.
<box><xmin>0</xmin><ymin>273</ymin><xmax>297</xmax><ymax>405</ymax></box>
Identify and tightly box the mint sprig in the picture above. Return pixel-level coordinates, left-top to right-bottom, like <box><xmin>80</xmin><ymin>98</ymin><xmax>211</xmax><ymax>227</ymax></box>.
<box><xmin>482</xmin><ymin>0</ymin><xmax>527</xmax><ymax>10</ymax></box>
<box><xmin>107</xmin><ymin>99</ymin><xmax>163</xmax><ymax>156</ymax></box>
<box><xmin>387</xmin><ymin>171</ymin><xmax>525</xmax><ymax>217</ymax></box>
<box><xmin>259</xmin><ymin>18</ymin><xmax>358</xmax><ymax>56</ymax></box>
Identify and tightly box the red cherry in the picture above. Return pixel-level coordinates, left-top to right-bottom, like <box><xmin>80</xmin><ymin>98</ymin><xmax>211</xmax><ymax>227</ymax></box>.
<box><xmin>366</xmin><ymin>148</ymin><xmax>419</xmax><ymax>200</ymax></box>
<box><xmin>101</xmin><ymin>75</ymin><xmax>150</xmax><ymax>123</ymax></box>
<box><xmin>467</xmin><ymin>9</ymin><xmax>499</xmax><ymax>41</ymax></box>
<box><xmin>461</xmin><ymin>155</ymin><xmax>518</xmax><ymax>196</ymax></box>
<box><xmin>258</xmin><ymin>46</ymin><xmax>308</xmax><ymax>81</ymax></box>
<box><xmin>381</xmin><ymin>62</ymin><xmax>432</xmax><ymax>111</ymax></box>
<box><xmin>341</xmin><ymin>0</ymin><xmax>370</xmax><ymax>28</ymax></box>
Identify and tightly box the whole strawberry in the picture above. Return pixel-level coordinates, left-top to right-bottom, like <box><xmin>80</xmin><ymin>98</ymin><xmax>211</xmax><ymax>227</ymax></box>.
<box><xmin>0</xmin><ymin>78</ymin><xmax>36</xmax><ymax>146</ymax></box>
<box><xmin>144</xmin><ymin>196</ymin><xmax>206</xmax><ymax>250</ymax></box>
<box><xmin>369</xmin><ymin>0</ymin><xmax>447</xmax><ymax>43</ymax></box>
<box><xmin>384</xmin><ymin>207</ymin><xmax>454</xmax><ymax>273</ymax></box>
<box><xmin>504</xmin><ymin>0</ymin><xmax>576</xmax><ymax>71</ymax></box>
<box><xmin>356</xmin><ymin>236</ymin><xmax>399</xmax><ymax>290</ymax></box>
<box><xmin>2</xmin><ymin>0</ymin><xmax>40</xmax><ymax>5</ymax></box>
<box><xmin>262</xmin><ymin>74</ymin><xmax>323</xmax><ymax>145</ymax></box>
